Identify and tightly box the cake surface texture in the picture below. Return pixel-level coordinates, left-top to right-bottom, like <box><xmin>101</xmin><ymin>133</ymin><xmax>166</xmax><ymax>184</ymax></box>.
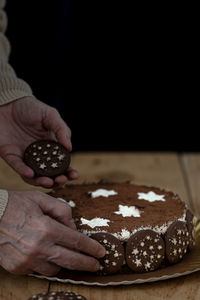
<box><xmin>51</xmin><ymin>181</ymin><xmax>195</xmax><ymax>274</ymax></box>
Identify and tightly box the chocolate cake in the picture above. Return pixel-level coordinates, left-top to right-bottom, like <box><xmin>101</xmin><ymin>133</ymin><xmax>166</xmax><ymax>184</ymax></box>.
<box><xmin>51</xmin><ymin>181</ymin><xmax>195</xmax><ymax>274</ymax></box>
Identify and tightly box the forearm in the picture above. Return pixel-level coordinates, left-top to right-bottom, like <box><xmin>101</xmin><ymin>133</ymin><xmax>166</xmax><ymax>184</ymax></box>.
<box><xmin>0</xmin><ymin>0</ymin><xmax>33</xmax><ymax>106</ymax></box>
<box><xmin>0</xmin><ymin>189</ymin><xmax>8</xmax><ymax>220</ymax></box>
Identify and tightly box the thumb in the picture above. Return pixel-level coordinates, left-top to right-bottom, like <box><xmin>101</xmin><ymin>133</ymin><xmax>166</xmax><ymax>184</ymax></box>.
<box><xmin>43</xmin><ymin>108</ymin><xmax>72</xmax><ymax>152</ymax></box>
<box><xmin>0</xmin><ymin>144</ymin><xmax>34</xmax><ymax>178</ymax></box>
<box><xmin>35</xmin><ymin>192</ymin><xmax>76</xmax><ymax>230</ymax></box>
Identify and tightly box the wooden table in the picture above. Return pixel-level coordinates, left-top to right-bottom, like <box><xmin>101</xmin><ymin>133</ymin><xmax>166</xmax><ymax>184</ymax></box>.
<box><xmin>1</xmin><ymin>152</ymin><xmax>200</xmax><ymax>300</ymax></box>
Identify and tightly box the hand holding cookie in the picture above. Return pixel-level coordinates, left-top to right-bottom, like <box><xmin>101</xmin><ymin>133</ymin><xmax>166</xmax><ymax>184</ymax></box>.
<box><xmin>0</xmin><ymin>96</ymin><xmax>79</xmax><ymax>188</ymax></box>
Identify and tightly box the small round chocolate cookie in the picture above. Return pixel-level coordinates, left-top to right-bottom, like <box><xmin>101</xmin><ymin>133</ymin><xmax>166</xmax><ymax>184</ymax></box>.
<box><xmin>90</xmin><ymin>232</ymin><xmax>124</xmax><ymax>275</ymax></box>
<box><xmin>126</xmin><ymin>230</ymin><xmax>165</xmax><ymax>273</ymax></box>
<box><xmin>186</xmin><ymin>210</ymin><xmax>195</xmax><ymax>250</ymax></box>
<box><xmin>27</xmin><ymin>291</ymin><xmax>87</xmax><ymax>300</ymax></box>
<box><xmin>165</xmin><ymin>221</ymin><xmax>189</xmax><ymax>264</ymax></box>
<box><xmin>24</xmin><ymin>140</ymin><xmax>71</xmax><ymax>178</ymax></box>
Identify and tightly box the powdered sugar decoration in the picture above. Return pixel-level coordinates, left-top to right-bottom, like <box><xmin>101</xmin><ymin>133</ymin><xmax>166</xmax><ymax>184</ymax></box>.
<box><xmin>89</xmin><ymin>189</ymin><xmax>118</xmax><ymax>198</ymax></box>
<box><xmin>57</xmin><ymin>197</ymin><xmax>76</xmax><ymax>207</ymax></box>
<box><xmin>67</xmin><ymin>200</ymin><xmax>76</xmax><ymax>208</ymax></box>
<box><xmin>80</xmin><ymin>217</ymin><xmax>110</xmax><ymax>228</ymax></box>
<box><xmin>114</xmin><ymin>228</ymin><xmax>131</xmax><ymax>240</ymax></box>
<box><xmin>114</xmin><ymin>205</ymin><xmax>141</xmax><ymax>217</ymax></box>
<box><xmin>137</xmin><ymin>191</ymin><xmax>166</xmax><ymax>202</ymax></box>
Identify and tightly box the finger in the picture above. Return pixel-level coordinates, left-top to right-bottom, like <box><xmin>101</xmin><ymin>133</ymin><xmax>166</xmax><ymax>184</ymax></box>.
<box><xmin>65</xmin><ymin>168</ymin><xmax>79</xmax><ymax>180</ymax></box>
<box><xmin>9</xmin><ymin>156</ymin><xmax>34</xmax><ymax>178</ymax></box>
<box><xmin>47</xmin><ymin>245</ymin><xmax>100</xmax><ymax>272</ymax></box>
<box><xmin>22</xmin><ymin>176</ymin><xmax>54</xmax><ymax>188</ymax></box>
<box><xmin>0</xmin><ymin>145</ymin><xmax>34</xmax><ymax>178</ymax></box>
<box><xmin>43</xmin><ymin>108</ymin><xmax>72</xmax><ymax>152</ymax></box>
<box><xmin>33</xmin><ymin>261</ymin><xmax>61</xmax><ymax>276</ymax></box>
<box><xmin>46</xmin><ymin>217</ymin><xmax>106</xmax><ymax>258</ymax></box>
<box><xmin>0</xmin><ymin>235</ymin><xmax>61</xmax><ymax>276</ymax></box>
<box><xmin>0</xmin><ymin>245</ymin><xmax>32</xmax><ymax>275</ymax></box>
<box><xmin>63</xmin><ymin>219</ymin><xmax>76</xmax><ymax>230</ymax></box>
<box><xmin>54</xmin><ymin>169</ymin><xmax>79</xmax><ymax>185</ymax></box>
<box><xmin>35</xmin><ymin>177</ymin><xmax>54</xmax><ymax>187</ymax></box>
<box><xmin>54</xmin><ymin>175</ymin><xmax>68</xmax><ymax>186</ymax></box>
<box><xmin>35</xmin><ymin>194</ymin><xmax>76</xmax><ymax>229</ymax></box>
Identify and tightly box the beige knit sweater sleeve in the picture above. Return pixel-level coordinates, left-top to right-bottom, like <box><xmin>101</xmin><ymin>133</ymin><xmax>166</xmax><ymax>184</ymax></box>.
<box><xmin>0</xmin><ymin>0</ymin><xmax>33</xmax><ymax>220</ymax></box>
<box><xmin>0</xmin><ymin>189</ymin><xmax>8</xmax><ymax>220</ymax></box>
<box><xmin>0</xmin><ymin>0</ymin><xmax>33</xmax><ymax>106</ymax></box>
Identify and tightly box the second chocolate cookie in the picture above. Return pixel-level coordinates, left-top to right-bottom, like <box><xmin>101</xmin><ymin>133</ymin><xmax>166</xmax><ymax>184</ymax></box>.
<box><xmin>91</xmin><ymin>232</ymin><xmax>125</xmax><ymax>275</ymax></box>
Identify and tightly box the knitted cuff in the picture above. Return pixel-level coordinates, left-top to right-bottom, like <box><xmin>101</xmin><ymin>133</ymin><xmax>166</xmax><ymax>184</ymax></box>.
<box><xmin>0</xmin><ymin>189</ymin><xmax>8</xmax><ymax>220</ymax></box>
<box><xmin>0</xmin><ymin>0</ymin><xmax>6</xmax><ymax>9</ymax></box>
<box><xmin>0</xmin><ymin>60</ymin><xmax>33</xmax><ymax>106</ymax></box>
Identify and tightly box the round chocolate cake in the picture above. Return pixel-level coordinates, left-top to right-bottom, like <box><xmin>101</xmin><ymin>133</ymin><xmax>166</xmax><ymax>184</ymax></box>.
<box><xmin>51</xmin><ymin>181</ymin><xmax>195</xmax><ymax>274</ymax></box>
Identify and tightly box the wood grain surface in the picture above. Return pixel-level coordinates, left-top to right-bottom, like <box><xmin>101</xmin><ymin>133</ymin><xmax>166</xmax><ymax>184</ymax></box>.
<box><xmin>0</xmin><ymin>152</ymin><xmax>200</xmax><ymax>300</ymax></box>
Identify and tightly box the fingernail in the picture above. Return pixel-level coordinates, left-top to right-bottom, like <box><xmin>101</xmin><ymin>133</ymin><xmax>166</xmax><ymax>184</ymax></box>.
<box><xmin>69</xmin><ymin>219</ymin><xmax>77</xmax><ymax>230</ymax></box>
<box><xmin>70</xmin><ymin>170</ymin><xmax>79</xmax><ymax>179</ymax></box>
<box><xmin>94</xmin><ymin>261</ymin><xmax>100</xmax><ymax>271</ymax></box>
<box><xmin>25</xmin><ymin>168</ymin><xmax>34</xmax><ymax>178</ymax></box>
<box><xmin>97</xmin><ymin>245</ymin><xmax>106</xmax><ymax>258</ymax></box>
<box><xmin>67</xmin><ymin>139</ymin><xmax>72</xmax><ymax>152</ymax></box>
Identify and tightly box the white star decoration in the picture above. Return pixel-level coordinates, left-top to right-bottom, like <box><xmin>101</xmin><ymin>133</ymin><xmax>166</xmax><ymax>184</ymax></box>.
<box><xmin>132</xmin><ymin>248</ymin><xmax>139</xmax><ymax>255</ymax></box>
<box><xmin>172</xmin><ymin>238</ymin><xmax>177</xmax><ymax>245</ymax></box>
<box><xmin>80</xmin><ymin>217</ymin><xmax>110</xmax><ymax>228</ymax></box>
<box><xmin>145</xmin><ymin>262</ymin><xmax>151</xmax><ymax>269</ymax></box>
<box><xmin>135</xmin><ymin>259</ymin><xmax>142</xmax><ymax>267</ymax></box>
<box><xmin>137</xmin><ymin>191</ymin><xmax>166</xmax><ymax>202</ymax></box>
<box><xmin>114</xmin><ymin>205</ymin><xmax>141</xmax><ymax>217</ymax></box>
<box><xmin>39</xmin><ymin>163</ymin><xmax>46</xmax><ymax>169</ymax></box>
<box><xmin>51</xmin><ymin>163</ymin><xmax>58</xmax><ymax>168</ymax></box>
<box><xmin>89</xmin><ymin>189</ymin><xmax>118</xmax><ymax>198</ymax></box>
<box><xmin>58</xmin><ymin>154</ymin><xmax>65</xmax><ymax>161</ymax></box>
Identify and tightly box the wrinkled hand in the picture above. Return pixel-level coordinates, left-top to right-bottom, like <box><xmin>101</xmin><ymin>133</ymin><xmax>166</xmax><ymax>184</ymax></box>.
<box><xmin>0</xmin><ymin>191</ymin><xmax>105</xmax><ymax>276</ymax></box>
<box><xmin>0</xmin><ymin>96</ymin><xmax>78</xmax><ymax>188</ymax></box>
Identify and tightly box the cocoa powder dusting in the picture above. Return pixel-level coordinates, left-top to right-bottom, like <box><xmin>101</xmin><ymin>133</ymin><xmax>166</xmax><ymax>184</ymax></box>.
<box><xmin>50</xmin><ymin>183</ymin><xmax>186</xmax><ymax>236</ymax></box>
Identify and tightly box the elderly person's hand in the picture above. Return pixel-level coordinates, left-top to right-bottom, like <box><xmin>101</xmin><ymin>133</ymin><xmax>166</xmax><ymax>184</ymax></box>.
<box><xmin>0</xmin><ymin>190</ymin><xmax>105</xmax><ymax>275</ymax></box>
<box><xmin>0</xmin><ymin>96</ymin><xmax>78</xmax><ymax>188</ymax></box>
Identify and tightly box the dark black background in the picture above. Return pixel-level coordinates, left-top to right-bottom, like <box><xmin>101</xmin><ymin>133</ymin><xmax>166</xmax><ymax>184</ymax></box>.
<box><xmin>4</xmin><ymin>1</ymin><xmax>198</xmax><ymax>151</ymax></box>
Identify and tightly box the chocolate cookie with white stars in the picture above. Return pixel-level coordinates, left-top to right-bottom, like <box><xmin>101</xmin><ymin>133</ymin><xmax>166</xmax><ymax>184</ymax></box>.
<box><xmin>186</xmin><ymin>209</ymin><xmax>195</xmax><ymax>250</ymax></box>
<box><xmin>165</xmin><ymin>221</ymin><xmax>190</xmax><ymax>264</ymax></box>
<box><xmin>27</xmin><ymin>291</ymin><xmax>87</xmax><ymax>300</ymax></box>
<box><xmin>126</xmin><ymin>230</ymin><xmax>165</xmax><ymax>273</ymax></box>
<box><xmin>90</xmin><ymin>232</ymin><xmax>124</xmax><ymax>275</ymax></box>
<box><xmin>24</xmin><ymin>140</ymin><xmax>71</xmax><ymax>178</ymax></box>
